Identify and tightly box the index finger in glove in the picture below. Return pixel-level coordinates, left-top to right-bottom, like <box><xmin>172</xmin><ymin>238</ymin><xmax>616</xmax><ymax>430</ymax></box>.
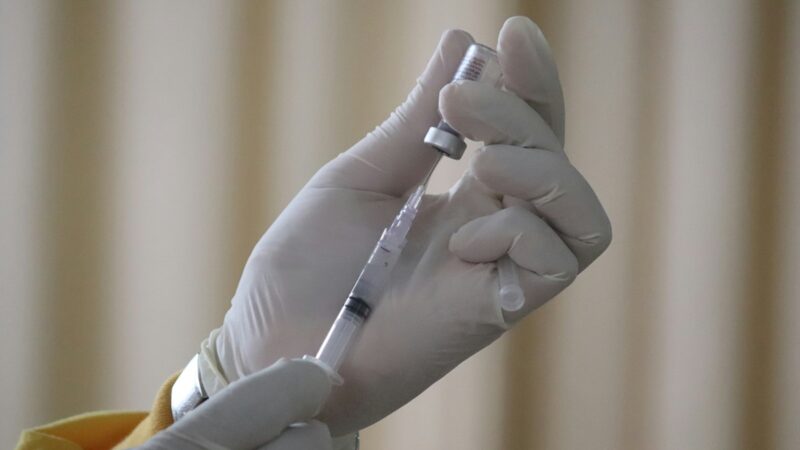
<box><xmin>171</xmin><ymin>358</ymin><xmax>332</xmax><ymax>450</ymax></box>
<box><xmin>439</xmin><ymin>80</ymin><xmax>562</xmax><ymax>153</ymax></box>
<box><xmin>471</xmin><ymin>145</ymin><xmax>612</xmax><ymax>270</ymax></box>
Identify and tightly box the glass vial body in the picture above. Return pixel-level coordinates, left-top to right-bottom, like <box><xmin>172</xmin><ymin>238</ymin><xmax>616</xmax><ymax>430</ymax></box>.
<box><xmin>423</xmin><ymin>43</ymin><xmax>503</xmax><ymax>159</ymax></box>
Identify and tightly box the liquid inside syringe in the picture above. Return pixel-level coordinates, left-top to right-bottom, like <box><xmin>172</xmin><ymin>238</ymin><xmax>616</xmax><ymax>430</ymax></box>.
<box><xmin>311</xmin><ymin>167</ymin><xmax>434</xmax><ymax>380</ymax></box>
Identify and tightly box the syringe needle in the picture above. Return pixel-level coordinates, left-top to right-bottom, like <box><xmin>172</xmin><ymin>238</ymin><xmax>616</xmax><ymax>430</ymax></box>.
<box><xmin>420</xmin><ymin>152</ymin><xmax>443</xmax><ymax>189</ymax></box>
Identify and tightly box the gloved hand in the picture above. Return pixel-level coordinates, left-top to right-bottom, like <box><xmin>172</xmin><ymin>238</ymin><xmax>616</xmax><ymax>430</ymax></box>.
<box><xmin>140</xmin><ymin>359</ymin><xmax>332</xmax><ymax>450</ymax></box>
<box><xmin>208</xmin><ymin>16</ymin><xmax>611</xmax><ymax>436</ymax></box>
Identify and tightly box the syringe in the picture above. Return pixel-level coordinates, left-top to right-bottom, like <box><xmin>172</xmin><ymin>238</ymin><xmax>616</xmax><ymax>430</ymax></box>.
<box><xmin>309</xmin><ymin>162</ymin><xmax>436</xmax><ymax>382</ymax></box>
<box><xmin>306</xmin><ymin>43</ymin><xmax>525</xmax><ymax>382</ymax></box>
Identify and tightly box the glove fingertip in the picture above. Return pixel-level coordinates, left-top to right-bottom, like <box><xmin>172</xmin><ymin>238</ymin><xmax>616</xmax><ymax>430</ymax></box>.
<box><xmin>448</xmin><ymin>226</ymin><xmax>467</xmax><ymax>255</ymax></box>
<box><xmin>497</xmin><ymin>16</ymin><xmax>565</xmax><ymax>144</ymax></box>
<box><xmin>262</xmin><ymin>358</ymin><xmax>332</xmax><ymax>420</ymax></box>
<box><xmin>437</xmin><ymin>81</ymin><xmax>469</xmax><ymax>131</ymax></box>
<box><xmin>498</xmin><ymin>16</ymin><xmax>551</xmax><ymax>68</ymax></box>
<box><xmin>422</xmin><ymin>28</ymin><xmax>474</xmax><ymax>88</ymax></box>
<box><xmin>449</xmin><ymin>221</ymin><xmax>480</xmax><ymax>260</ymax></box>
<box><xmin>448</xmin><ymin>216</ymin><xmax>508</xmax><ymax>264</ymax></box>
<box><xmin>499</xmin><ymin>16</ymin><xmax>545</xmax><ymax>47</ymax></box>
<box><xmin>469</xmin><ymin>145</ymin><xmax>505</xmax><ymax>186</ymax></box>
<box><xmin>441</xmin><ymin>28</ymin><xmax>475</xmax><ymax>48</ymax></box>
<box><xmin>439</xmin><ymin>81</ymin><xmax>516</xmax><ymax>143</ymax></box>
<box><xmin>290</xmin><ymin>357</ymin><xmax>334</xmax><ymax>398</ymax></box>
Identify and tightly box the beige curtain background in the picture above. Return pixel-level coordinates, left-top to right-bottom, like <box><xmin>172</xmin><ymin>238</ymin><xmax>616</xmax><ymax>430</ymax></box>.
<box><xmin>1</xmin><ymin>1</ymin><xmax>797</xmax><ymax>449</ymax></box>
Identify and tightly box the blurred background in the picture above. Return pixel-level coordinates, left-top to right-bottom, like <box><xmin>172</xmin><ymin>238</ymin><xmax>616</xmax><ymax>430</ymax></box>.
<box><xmin>1</xmin><ymin>0</ymin><xmax>798</xmax><ymax>449</ymax></box>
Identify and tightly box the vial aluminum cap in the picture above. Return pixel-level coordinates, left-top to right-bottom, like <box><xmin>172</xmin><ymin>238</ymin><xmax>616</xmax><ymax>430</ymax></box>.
<box><xmin>424</xmin><ymin>126</ymin><xmax>467</xmax><ymax>159</ymax></box>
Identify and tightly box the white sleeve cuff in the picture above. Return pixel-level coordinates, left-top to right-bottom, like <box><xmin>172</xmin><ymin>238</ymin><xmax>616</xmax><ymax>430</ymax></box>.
<box><xmin>197</xmin><ymin>329</ymin><xmax>360</xmax><ymax>449</ymax></box>
<box><xmin>332</xmin><ymin>433</ymin><xmax>359</xmax><ymax>450</ymax></box>
<box><xmin>197</xmin><ymin>328</ymin><xmax>229</xmax><ymax>397</ymax></box>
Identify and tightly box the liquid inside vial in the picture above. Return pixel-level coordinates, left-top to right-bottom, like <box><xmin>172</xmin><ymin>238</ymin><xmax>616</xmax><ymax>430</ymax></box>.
<box><xmin>453</xmin><ymin>44</ymin><xmax>503</xmax><ymax>87</ymax></box>
<box><xmin>424</xmin><ymin>43</ymin><xmax>503</xmax><ymax>159</ymax></box>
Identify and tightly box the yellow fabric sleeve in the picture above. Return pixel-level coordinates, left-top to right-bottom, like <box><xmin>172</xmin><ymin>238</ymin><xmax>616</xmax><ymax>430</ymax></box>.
<box><xmin>111</xmin><ymin>372</ymin><xmax>179</xmax><ymax>449</ymax></box>
<box><xmin>15</xmin><ymin>373</ymin><xmax>179</xmax><ymax>450</ymax></box>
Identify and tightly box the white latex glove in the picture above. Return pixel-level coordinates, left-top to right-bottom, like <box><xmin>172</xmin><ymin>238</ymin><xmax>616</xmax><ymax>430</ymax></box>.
<box><xmin>212</xmin><ymin>16</ymin><xmax>611</xmax><ymax>436</ymax></box>
<box><xmin>139</xmin><ymin>359</ymin><xmax>332</xmax><ymax>450</ymax></box>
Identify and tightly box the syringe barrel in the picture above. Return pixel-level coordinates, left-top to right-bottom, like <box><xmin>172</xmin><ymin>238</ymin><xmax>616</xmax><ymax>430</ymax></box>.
<box><xmin>424</xmin><ymin>43</ymin><xmax>503</xmax><ymax>159</ymax></box>
<box><xmin>316</xmin><ymin>227</ymin><xmax>405</xmax><ymax>374</ymax></box>
<box><xmin>351</xmin><ymin>230</ymin><xmax>403</xmax><ymax>302</ymax></box>
<box><xmin>316</xmin><ymin>305</ymin><xmax>365</xmax><ymax>373</ymax></box>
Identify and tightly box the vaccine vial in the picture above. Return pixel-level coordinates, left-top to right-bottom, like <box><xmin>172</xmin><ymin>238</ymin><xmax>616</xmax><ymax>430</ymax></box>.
<box><xmin>424</xmin><ymin>43</ymin><xmax>503</xmax><ymax>159</ymax></box>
